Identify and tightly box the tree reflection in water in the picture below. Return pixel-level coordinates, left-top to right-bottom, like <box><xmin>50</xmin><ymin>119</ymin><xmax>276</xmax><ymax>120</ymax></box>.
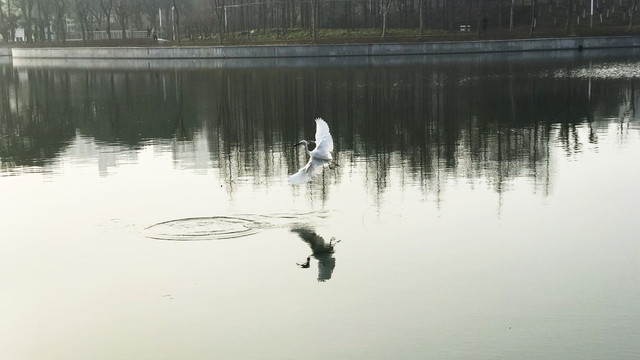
<box><xmin>1</xmin><ymin>51</ymin><xmax>639</xmax><ymax>202</ymax></box>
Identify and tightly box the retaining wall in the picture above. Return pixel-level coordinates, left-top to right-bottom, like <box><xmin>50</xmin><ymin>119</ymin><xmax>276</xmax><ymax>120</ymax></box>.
<box><xmin>8</xmin><ymin>36</ymin><xmax>640</xmax><ymax>59</ymax></box>
<box><xmin>0</xmin><ymin>47</ymin><xmax>11</xmax><ymax>57</ymax></box>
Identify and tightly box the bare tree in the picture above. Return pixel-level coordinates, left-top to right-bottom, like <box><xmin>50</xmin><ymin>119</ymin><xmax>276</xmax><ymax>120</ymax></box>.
<box><xmin>419</xmin><ymin>0</ymin><xmax>425</xmax><ymax>38</ymax></box>
<box><xmin>3</xmin><ymin>0</ymin><xmax>639</xmax><ymax>45</ymax></box>
<box><xmin>311</xmin><ymin>0</ymin><xmax>317</xmax><ymax>40</ymax></box>
<box><xmin>565</xmin><ymin>0</ymin><xmax>573</xmax><ymax>33</ymax></box>
<box><xmin>529</xmin><ymin>0</ymin><xmax>536</xmax><ymax>35</ymax></box>
<box><xmin>15</xmin><ymin>0</ymin><xmax>35</xmax><ymax>41</ymax></box>
<box><xmin>35</xmin><ymin>0</ymin><xmax>53</xmax><ymax>40</ymax></box>
<box><xmin>130</xmin><ymin>0</ymin><xmax>143</xmax><ymax>30</ymax></box>
<box><xmin>99</xmin><ymin>0</ymin><xmax>113</xmax><ymax>39</ymax></box>
<box><xmin>0</xmin><ymin>0</ymin><xmax>19</xmax><ymax>42</ymax></box>
<box><xmin>71</xmin><ymin>0</ymin><xmax>92</xmax><ymax>41</ymax></box>
<box><xmin>628</xmin><ymin>0</ymin><xmax>638</xmax><ymax>30</ymax></box>
<box><xmin>172</xmin><ymin>0</ymin><xmax>181</xmax><ymax>44</ymax></box>
<box><xmin>53</xmin><ymin>0</ymin><xmax>67</xmax><ymax>41</ymax></box>
<box><xmin>113</xmin><ymin>0</ymin><xmax>128</xmax><ymax>39</ymax></box>
<box><xmin>208</xmin><ymin>0</ymin><xmax>224</xmax><ymax>43</ymax></box>
<box><xmin>380</xmin><ymin>0</ymin><xmax>392</xmax><ymax>38</ymax></box>
<box><xmin>509</xmin><ymin>0</ymin><xmax>515</xmax><ymax>30</ymax></box>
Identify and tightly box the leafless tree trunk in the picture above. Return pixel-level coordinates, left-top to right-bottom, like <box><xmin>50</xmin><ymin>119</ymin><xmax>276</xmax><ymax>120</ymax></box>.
<box><xmin>565</xmin><ymin>0</ymin><xmax>573</xmax><ymax>33</ymax></box>
<box><xmin>510</xmin><ymin>0</ymin><xmax>515</xmax><ymax>30</ymax></box>
<box><xmin>0</xmin><ymin>0</ymin><xmax>9</xmax><ymax>42</ymax></box>
<box><xmin>530</xmin><ymin>0</ymin><xmax>536</xmax><ymax>35</ymax></box>
<box><xmin>72</xmin><ymin>0</ymin><xmax>91</xmax><ymax>41</ymax></box>
<box><xmin>35</xmin><ymin>0</ymin><xmax>51</xmax><ymax>41</ymax></box>
<box><xmin>209</xmin><ymin>0</ymin><xmax>224</xmax><ymax>44</ymax></box>
<box><xmin>54</xmin><ymin>0</ymin><xmax>67</xmax><ymax>42</ymax></box>
<box><xmin>172</xmin><ymin>0</ymin><xmax>181</xmax><ymax>45</ymax></box>
<box><xmin>628</xmin><ymin>0</ymin><xmax>638</xmax><ymax>30</ymax></box>
<box><xmin>419</xmin><ymin>0</ymin><xmax>425</xmax><ymax>38</ymax></box>
<box><xmin>311</xmin><ymin>0</ymin><xmax>317</xmax><ymax>41</ymax></box>
<box><xmin>100</xmin><ymin>0</ymin><xmax>113</xmax><ymax>39</ymax></box>
<box><xmin>114</xmin><ymin>0</ymin><xmax>128</xmax><ymax>39</ymax></box>
<box><xmin>17</xmin><ymin>0</ymin><xmax>35</xmax><ymax>42</ymax></box>
<box><xmin>380</xmin><ymin>0</ymin><xmax>392</xmax><ymax>38</ymax></box>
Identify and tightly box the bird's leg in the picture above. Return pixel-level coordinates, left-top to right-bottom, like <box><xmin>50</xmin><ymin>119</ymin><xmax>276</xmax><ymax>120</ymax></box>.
<box><xmin>296</xmin><ymin>256</ymin><xmax>311</xmax><ymax>268</ymax></box>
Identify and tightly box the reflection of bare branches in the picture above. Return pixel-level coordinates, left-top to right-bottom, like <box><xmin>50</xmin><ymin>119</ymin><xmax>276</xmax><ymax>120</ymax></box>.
<box><xmin>170</xmin><ymin>72</ymin><xmax>188</xmax><ymax>141</ymax></box>
<box><xmin>2</xmin><ymin>57</ymin><xmax>640</xmax><ymax>205</ymax></box>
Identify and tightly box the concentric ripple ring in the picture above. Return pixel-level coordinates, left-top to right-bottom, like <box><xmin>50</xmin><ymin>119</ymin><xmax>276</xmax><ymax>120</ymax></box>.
<box><xmin>143</xmin><ymin>216</ymin><xmax>268</xmax><ymax>241</ymax></box>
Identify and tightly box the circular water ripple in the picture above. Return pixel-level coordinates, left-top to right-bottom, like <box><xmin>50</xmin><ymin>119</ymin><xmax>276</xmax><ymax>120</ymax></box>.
<box><xmin>143</xmin><ymin>212</ymin><xmax>327</xmax><ymax>241</ymax></box>
<box><xmin>143</xmin><ymin>216</ymin><xmax>270</xmax><ymax>241</ymax></box>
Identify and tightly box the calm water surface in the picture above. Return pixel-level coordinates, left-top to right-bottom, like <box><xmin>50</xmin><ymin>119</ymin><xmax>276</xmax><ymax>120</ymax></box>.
<box><xmin>1</xmin><ymin>50</ymin><xmax>640</xmax><ymax>359</ymax></box>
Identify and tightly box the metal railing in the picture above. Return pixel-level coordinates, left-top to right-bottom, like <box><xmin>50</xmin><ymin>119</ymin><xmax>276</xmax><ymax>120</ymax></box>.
<box><xmin>66</xmin><ymin>30</ymin><xmax>149</xmax><ymax>41</ymax></box>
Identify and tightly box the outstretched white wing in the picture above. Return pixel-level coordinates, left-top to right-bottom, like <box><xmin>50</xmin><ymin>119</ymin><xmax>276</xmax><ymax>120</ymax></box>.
<box><xmin>288</xmin><ymin>157</ymin><xmax>330</xmax><ymax>185</ymax></box>
<box><xmin>288</xmin><ymin>118</ymin><xmax>333</xmax><ymax>184</ymax></box>
<box><xmin>314</xmin><ymin>118</ymin><xmax>334</xmax><ymax>155</ymax></box>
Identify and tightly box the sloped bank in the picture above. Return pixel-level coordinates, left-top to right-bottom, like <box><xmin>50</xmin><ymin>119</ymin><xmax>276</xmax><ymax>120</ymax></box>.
<box><xmin>8</xmin><ymin>35</ymin><xmax>640</xmax><ymax>59</ymax></box>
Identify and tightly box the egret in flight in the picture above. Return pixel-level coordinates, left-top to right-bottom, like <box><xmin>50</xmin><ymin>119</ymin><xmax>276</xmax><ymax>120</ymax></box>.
<box><xmin>288</xmin><ymin>118</ymin><xmax>334</xmax><ymax>185</ymax></box>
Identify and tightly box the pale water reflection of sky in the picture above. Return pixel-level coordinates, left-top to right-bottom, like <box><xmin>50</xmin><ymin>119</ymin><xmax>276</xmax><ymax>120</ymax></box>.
<box><xmin>2</xmin><ymin>120</ymin><xmax>639</xmax><ymax>359</ymax></box>
<box><xmin>2</xmin><ymin>123</ymin><xmax>639</xmax><ymax>360</ymax></box>
<box><xmin>2</xmin><ymin>52</ymin><xmax>640</xmax><ymax>358</ymax></box>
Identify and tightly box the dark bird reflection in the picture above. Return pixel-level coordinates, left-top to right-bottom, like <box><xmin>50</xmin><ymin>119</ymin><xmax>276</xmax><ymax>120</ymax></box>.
<box><xmin>291</xmin><ymin>227</ymin><xmax>340</xmax><ymax>282</ymax></box>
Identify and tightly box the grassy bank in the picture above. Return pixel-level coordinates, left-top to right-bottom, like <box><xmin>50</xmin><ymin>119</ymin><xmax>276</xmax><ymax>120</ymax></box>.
<box><xmin>4</xmin><ymin>25</ymin><xmax>640</xmax><ymax>48</ymax></box>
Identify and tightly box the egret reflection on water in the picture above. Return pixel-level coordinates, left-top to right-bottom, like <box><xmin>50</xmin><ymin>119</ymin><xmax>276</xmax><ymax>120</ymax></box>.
<box><xmin>291</xmin><ymin>227</ymin><xmax>340</xmax><ymax>282</ymax></box>
<box><xmin>288</xmin><ymin>118</ymin><xmax>334</xmax><ymax>185</ymax></box>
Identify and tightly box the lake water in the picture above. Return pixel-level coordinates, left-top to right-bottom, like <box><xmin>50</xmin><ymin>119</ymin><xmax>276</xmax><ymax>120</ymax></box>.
<box><xmin>1</xmin><ymin>49</ymin><xmax>639</xmax><ymax>359</ymax></box>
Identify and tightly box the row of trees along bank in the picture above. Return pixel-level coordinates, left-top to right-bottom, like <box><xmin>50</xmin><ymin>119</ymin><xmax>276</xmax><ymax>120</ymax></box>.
<box><xmin>0</xmin><ymin>0</ymin><xmax>639</xmax><ymax>44</ymax></box>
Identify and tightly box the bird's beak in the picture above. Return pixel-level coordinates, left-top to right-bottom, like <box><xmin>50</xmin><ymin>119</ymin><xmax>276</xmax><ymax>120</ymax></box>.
<box><xmin>293</xmin><ymin>142</ymin><xmax>301</xmax><ymax>147</ymax></box>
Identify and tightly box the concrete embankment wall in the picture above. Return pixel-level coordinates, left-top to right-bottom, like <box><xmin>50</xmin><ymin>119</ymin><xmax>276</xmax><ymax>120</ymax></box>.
<box><xmin>0</xmin><ymin>47</ymin><xmax>11</xmax><ymax>57</ymax></box>
<box><xmin>8</xmin><ymin>36</ymin><xmax>640</xmax><ymax>60</ymax></box>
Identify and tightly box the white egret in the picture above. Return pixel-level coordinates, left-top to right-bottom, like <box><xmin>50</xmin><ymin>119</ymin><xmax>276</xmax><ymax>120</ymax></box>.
<box><xmin>288</xmin><ymin>118</ymin><xmax>334</xmax><ymax>185</ymax></box>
